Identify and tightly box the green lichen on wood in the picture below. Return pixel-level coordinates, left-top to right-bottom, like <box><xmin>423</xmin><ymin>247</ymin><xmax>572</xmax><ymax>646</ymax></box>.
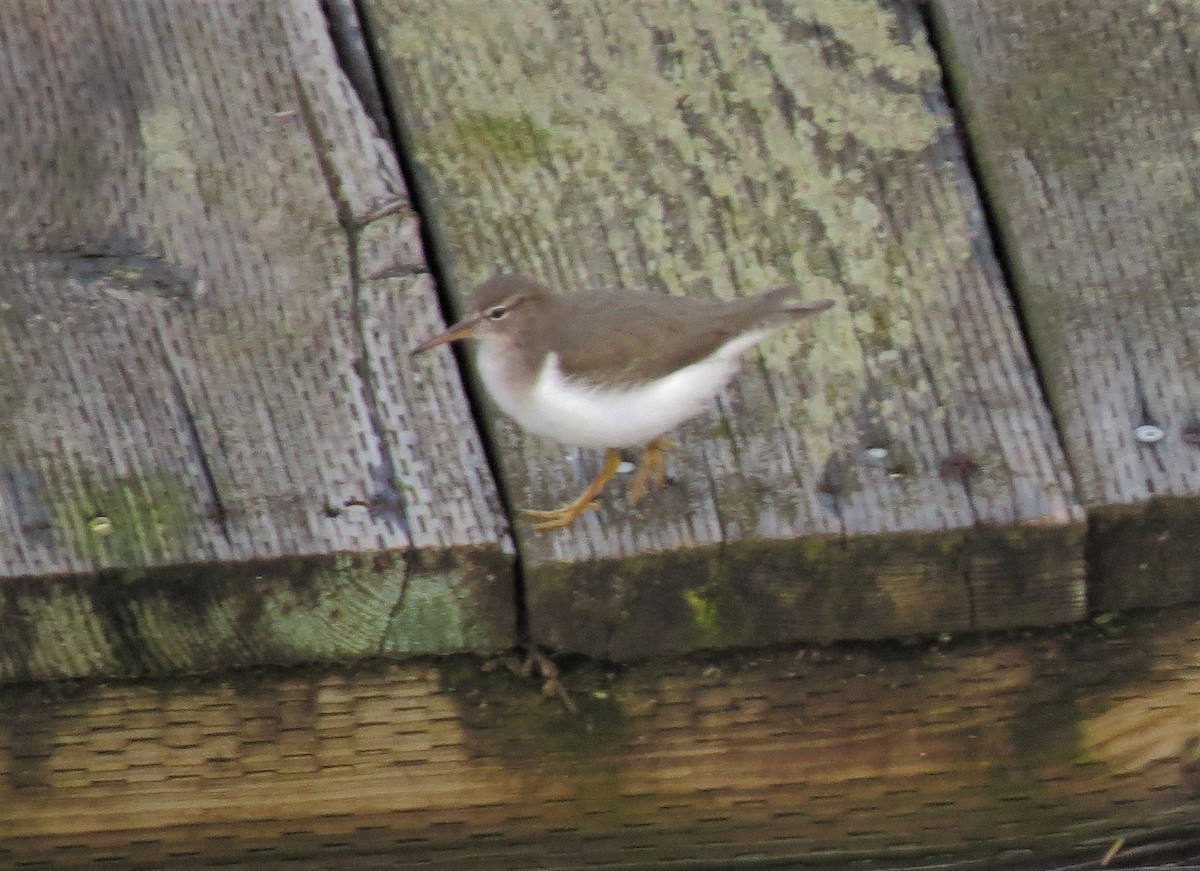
<box><xmin>0</xmin><ymin>579</ymin><xmax>119</xmax><ymax>682</ymax></box>
<box><xmin>528</xmin><ymin>532</ymin><xmax>983</xmax><ymax>660</ymax></box>
<box><xmin>206</xmin><ymin>554</ymin><xmax>407</xmax><ymax>662</ymax></box>
<box><xmin>53</xmin><ymin>471</ymin><xmax>200</xmax><ymax>572</ymax></box>
<box><xmin>526</xmin><ymin>519</ymin><xmax>1088</xmax><ymax>661</ymax></box>
<box><xmin>9</xmin><ymin>466</ymin><xmax>515</xmax><ymax>680</ymax></box>
<box><xmin>451</xmin><ymin>111</ymin><xmax>555</xmax><ymax>165</ymax></box>
<box><xmin>384</xmin><ymin>571</ymin><xmax>476</xmax><ymax>654</ymax></box>
<box><xmin>682</xmin><ymin>586</ymin><xmax>722</xmax><ymax>643</ymax></box>
<box><xmin>0</xmin><ymin>549</ymin><xmax>513</xmax><ymax>682</ymax></box>
<box><xmin>382</xmin><ymin>548</ymin><xmax>515</xmax><ymax>655</ymax></box>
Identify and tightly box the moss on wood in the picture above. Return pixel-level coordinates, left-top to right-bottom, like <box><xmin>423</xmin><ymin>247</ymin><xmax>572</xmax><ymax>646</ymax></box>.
<box><xmin>0</xmin><ymin>549</ymin><xmax>514</xmax><ymax>682</ymax></box>
<box><xmin>527</xmin><ymin>521</ymin><xmax>1085</xmax><ymax>661</ymax></box>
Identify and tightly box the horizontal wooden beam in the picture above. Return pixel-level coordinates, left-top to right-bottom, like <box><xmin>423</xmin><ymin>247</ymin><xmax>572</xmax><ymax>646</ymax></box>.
<box><xmin>3</xmin><ymin>607</ymin><xmax>1199</xmax><ymax>867</ymax></box>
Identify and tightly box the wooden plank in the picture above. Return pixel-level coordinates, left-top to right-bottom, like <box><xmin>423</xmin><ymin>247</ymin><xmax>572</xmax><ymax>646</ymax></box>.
<box><xmin>0</xmin><ymin>0</ymin><xmax>514</xmax><ymax>680</ymax></box>
<box><xmin>364</xmin><ymin>0</ymin><xmax>1084</xmax><ymax>659</ymax></box>
<box><xmin>930</xmin><ymin>1</ymin><xmax>1200</xmax><ymax>610</ymax></box>
<box><xmin>3</xmin><ymin>608</ymin><xmax>1200</xmax><ymax>868</ymax></box>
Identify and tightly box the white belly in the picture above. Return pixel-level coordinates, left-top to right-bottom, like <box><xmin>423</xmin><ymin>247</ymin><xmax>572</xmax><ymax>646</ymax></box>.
<box><xmin>477</xmin><ymin>342</ymin><xmax>755</xmax><ymax>448</ymax></box>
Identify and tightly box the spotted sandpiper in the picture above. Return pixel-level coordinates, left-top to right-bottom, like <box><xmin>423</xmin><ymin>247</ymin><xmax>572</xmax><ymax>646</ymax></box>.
<box><xmin>411</xmin><ymin>274</ymin><xmax>835</xmax><ymax>530</ymax></box>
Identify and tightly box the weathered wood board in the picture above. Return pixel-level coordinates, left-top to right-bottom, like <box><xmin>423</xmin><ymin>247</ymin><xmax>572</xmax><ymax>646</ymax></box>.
<box><xmin>0</xmin><ymin>0</ymin><xmax>515</xmax><ymax>681</ymax></box>
<box><xmin>3</xmin><ymin>609</ymin><xmax>1200</xmax><ymax>869</ymax></box>
<box><xmin>931</xmin><ymin>1</ymin><xmax>1200</xmax><ymax>610</ymax></box>
<box><xmin>365</xmin><ymin>0</ymin><xmax>1085</xmax><ymax>659</ymax></box>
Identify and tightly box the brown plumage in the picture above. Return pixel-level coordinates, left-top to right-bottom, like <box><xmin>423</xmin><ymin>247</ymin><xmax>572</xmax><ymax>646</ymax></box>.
<box><xmin>464</xmin><ymin>275</ymin><xmax>834</xmax><ymax>388</ymax></box>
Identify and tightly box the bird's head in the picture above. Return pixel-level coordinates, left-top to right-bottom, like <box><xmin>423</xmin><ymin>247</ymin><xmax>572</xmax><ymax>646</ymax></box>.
<box><xmin>409</xmin><ymin>274</ymin><xmax>551</xmax><ymax>355</ymax></box>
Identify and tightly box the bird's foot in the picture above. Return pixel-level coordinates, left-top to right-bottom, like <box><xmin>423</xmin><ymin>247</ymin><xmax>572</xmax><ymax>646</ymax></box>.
<box><xmin>628</xmin><ymin>436</ymin><xmax>677</xmax><ymax>505</ymax></box>
<box><xmin>520</xmin><ymin>499</ymin><xmax>601</xmax><ymax>531</ymax></box>
<box><xmin>490</xmin><ymin>647</ymin><xmax>576</xmax><ymax>714</ymax></box>
<box><xmin>520</xmin><ymin>448</ymin><xmax>623</xmax><ymax>531</ymax></box>
<box><xmin>522</xmin><ymin>647</ymin><xmax>577</xmax><ymax>714</ymax></box>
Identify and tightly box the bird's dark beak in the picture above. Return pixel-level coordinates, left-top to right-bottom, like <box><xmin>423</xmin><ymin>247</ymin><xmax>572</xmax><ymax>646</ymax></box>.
<box><xmin>409</xmin><ymin>313</ymin><xmax>484</xmax><ymax>356</ymax></box>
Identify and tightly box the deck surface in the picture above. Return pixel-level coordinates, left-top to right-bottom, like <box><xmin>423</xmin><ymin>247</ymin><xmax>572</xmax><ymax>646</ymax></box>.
<box><xmin>2</xmin><ymin>0</ymin><xmax>1200</xmax><ymax>867</ymax></box>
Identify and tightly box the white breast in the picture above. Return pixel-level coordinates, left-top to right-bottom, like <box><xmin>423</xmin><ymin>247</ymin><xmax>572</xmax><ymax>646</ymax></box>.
<box><xmin>476</xmin><ymin>330</ymin><xmax>767</xmax><ymax>448</ymax></box>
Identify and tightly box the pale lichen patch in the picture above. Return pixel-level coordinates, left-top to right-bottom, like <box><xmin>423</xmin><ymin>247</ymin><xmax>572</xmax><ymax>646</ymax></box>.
<box><xmin>383</xmin><ymin>0</ymin><xmax>959</xmax><ymax>375</ymax></box>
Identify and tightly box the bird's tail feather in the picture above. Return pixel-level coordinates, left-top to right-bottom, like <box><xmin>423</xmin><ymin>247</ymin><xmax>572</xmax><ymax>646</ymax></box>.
<box><xmin>782</xmin><ymin>298</ymin><xmax>836</xmax><ymax>317</ymax></box>
<box><xmin>757</xmin><ymin>284</ymin><xmax>837</xmax><ymax>320</ymax></box>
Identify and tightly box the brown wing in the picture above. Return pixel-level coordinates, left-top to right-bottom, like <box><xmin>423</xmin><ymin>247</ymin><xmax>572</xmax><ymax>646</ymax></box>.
<box><xmin>543</xmin><ymin>287</ymin><xmax>805</xmax><ymax>386</ymax></box>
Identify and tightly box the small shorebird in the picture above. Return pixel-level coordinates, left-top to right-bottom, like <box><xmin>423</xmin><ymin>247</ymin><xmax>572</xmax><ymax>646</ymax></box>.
<box><xmin>412</xmin><ymin>274</ymin><xmax>834</xmax><ymax>530</ymax></box>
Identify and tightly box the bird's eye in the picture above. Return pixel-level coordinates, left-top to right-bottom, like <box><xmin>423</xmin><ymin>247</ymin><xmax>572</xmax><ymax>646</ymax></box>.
<box><xmin>486</xmin><ymin>306</ymin><xmax>509</xmax><ymax>321</ymax></box>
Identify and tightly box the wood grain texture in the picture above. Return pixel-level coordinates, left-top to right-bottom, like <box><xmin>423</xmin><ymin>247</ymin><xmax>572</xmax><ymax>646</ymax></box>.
<box><xmin>3</xmin><ymin>609</ymin><xmax>1200</xmax><ymax>868</ymax></box>
<box><xmin>0</xmin><ymin>0</ymin><xmax>514</xmax><ymax>679</ymax></box>
<box><xmin>366</xmin><ymin>0</ymin><xmax>1084</xmax><ymax>658</ymax></box>
<box><xmin>930</xmin><ymin>0</ymin><xmax>1200</xmax><ymax>610</ymax></box>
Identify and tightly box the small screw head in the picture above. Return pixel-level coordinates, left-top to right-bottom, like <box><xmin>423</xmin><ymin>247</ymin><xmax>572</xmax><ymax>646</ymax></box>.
<box><xmin>864</xmin><ymin>446</ymin><xmax>890</xmax><ymax>461</ymax></box>
<box><xmin>1134</xmin><ymin>424</ymin><xmax>1165</xmax><ymax>444</ymax></box>
<box><xmin>88</xmin><ymin>515</ymin><xmax>114</xmax><ymax>535</ymax></box>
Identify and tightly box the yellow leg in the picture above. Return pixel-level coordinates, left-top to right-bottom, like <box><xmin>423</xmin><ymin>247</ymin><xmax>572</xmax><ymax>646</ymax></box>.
<box><xmin>520</xmin><ymin>448</ymin><xmax>623</xmax><ymax>531</ymax></box>
<box><xmin>627</xmin><ymin>436</ymin><xmax>676</xmax><ymax>506</ymax></box>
